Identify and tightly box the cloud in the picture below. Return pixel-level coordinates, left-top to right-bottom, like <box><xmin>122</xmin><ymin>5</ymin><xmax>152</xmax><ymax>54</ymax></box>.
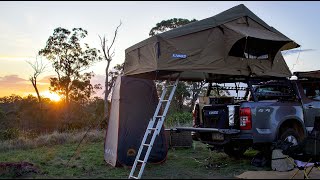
<box><xmin>282</xmin><ymin>49</ymin><xmax>316</xmax><ymax>56</ymax></box>
<box><xmin>38</xmin><ymin>75</ymin><xmax>55</xmax><ymax>83</ymax></box>
<box><xmin>0</xmin><ymin>75</ymin><xmax>28</xmax><ymax>84</ymax></box>
<box><xmin>0</xmin><ymin>74</ymin><xmax>50</xmax><ymax>97</ymax></box>
<box><xmin>0</xmin><ymin>74</ymin><xmax>106</xmax><ymax>98</ymax></box>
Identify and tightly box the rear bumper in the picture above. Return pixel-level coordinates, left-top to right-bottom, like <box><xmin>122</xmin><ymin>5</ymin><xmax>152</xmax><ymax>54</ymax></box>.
<box><xmin>176</xmin><ymin>127</ymin><xmax>240</xmax><ymax>134</ymax></box>
<box><xmin>176</xmin><ymin>127</ymin><xmax>241</xmax><ymax>146</ymax></box>
<box><xmin>177</xmin><ymin>127</ymin><xmax>273</xmax><ymax>149</ymax></box>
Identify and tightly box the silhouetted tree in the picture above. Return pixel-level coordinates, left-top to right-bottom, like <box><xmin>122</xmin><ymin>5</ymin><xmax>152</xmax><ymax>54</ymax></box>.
<box><xmin>39</xmin><ymin>27</ymin><xmax>102</xmax><ymax>104</ymax></box>
<box><xmin>149</xmin><ymin>18</ymin><xmax>197</xmax><ymax>36</ymax></box>
<box><xmin>27</xmin><ymin>56</ymin><xmax>47</xmax><ymax>104</ymax></box>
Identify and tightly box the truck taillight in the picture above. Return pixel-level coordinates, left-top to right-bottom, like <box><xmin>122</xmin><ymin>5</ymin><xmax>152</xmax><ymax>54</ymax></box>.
<box><xmin>240</xmin><ymin>107</ymin><xmax>252</xmax><ymax>130</ymax></box>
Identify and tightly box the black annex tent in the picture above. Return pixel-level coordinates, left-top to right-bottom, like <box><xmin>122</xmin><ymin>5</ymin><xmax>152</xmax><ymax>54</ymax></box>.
<box><xmin>104</xmin><ymin>75</ymin><xmax>167</xmax><ymax>167</ymax></box>
<box><xmin>123</xmin><ymin>4</ymin><xmax>300</xmax><ymax>82</ymax></box>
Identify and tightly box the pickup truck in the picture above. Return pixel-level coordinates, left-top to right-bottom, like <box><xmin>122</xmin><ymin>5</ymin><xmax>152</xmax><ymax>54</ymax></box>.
<box><xmin>176</xmin><ymin>71</ymin><xmax>320</xmax><ymax>158</ymax></box>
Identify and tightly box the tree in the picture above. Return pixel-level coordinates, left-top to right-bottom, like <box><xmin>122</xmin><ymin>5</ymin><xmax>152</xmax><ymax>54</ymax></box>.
<box><xmin>107</xmin><ymin>63</ymin><xmax>124</xmax><ymax>99</ymax></box>
<box><xmin>39</xmin><ymin>27</ymin><xmax>102</xmax><ymax>104</ymax></box>
<box><xmin>68</xmin><ymin>72</ymin><xmax>102</xmax><ymax>103</ymax></box>
<box><xmin>149</xmin><ymin>18</ymin><xmax>197</xmax><ymax>36</ymax></box>
<box><xmin>27</xmin><ymin>56</ymin><xmax>47</xmax><ymax>104</ymax></box>
<box><xmin>188</xmin><ymin>81</ymin><xmax>205</xmax><ymax>110</ymax></box>
<box><xmin>149</xmin><ymin>18</ymin><xmax>204</xmax><ymax>111</ymax></box>
<box><xmin>99</xmin><ymin>21</ymin><xmax>122</xmax><ymax>122</ymax></box>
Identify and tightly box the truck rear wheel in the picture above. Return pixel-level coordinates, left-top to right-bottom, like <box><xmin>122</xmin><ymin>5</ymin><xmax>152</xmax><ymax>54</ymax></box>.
<box><xmin>223</xmin><ymin>143</ymin><xmax>247</xmax><ymax>159</ymax></box>
<box><xmin>279</xmin><ymin>128</ymin><xmax>301</xmax><ymax>146</ymax></box>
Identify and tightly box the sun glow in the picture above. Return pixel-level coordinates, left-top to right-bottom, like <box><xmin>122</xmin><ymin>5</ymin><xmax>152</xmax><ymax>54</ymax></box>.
<box><xmin>42</xmin><ymin>91</ymin><xmax>61</xmax><ymax>102</ymax></box>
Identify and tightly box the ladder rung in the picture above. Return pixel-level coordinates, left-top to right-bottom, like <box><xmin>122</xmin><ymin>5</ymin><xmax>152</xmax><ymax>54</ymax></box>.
<box><xmin>155</xmin><ymin>116</ymin><xmax>163</xmax><ymax>118</ymax></box>
<box><xmin>137</xmin><ymin>160</ymin><xmax>145</xmax><ymax>163</ymax></box>
<box><xmin>129</xmin><ymin>176</ymin><xmax>138</xmax><ymax>179</ymax></box>
<box><xmin>160</xmin><ymin>99</ymin><xmax>169</xmax><ymax>102</ymax></box>
<box><xmin>148</xmin><ymin>128</ymin><xmax>157</xmax><ymax>131</ymax></box>
<box><xmin>143</xmin><ymin>143</ymin><xmax>151</xmax><ymax>147</ymax></box>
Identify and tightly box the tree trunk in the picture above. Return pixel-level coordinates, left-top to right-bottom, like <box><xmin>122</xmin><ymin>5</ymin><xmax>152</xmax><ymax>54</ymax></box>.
<box><xmin>190</xmin><ymin>93</ymin><xmax>199</xmax><ymax>112</ymax></box>
<box><xmin>104</xmin><ymin>61</ymin><xmax>111</xmax><ymax>124</ymax></box>
<box><xmin>190</xmin><ymin>82</ymin><xmax>204</xmax><ymax>112</ymax></box>
<box><xmin>31</xmin><ymin>77</ymin><xmax>41</xmax><ymax>104</ymax></box>
<box><xmin>30</xmin><ymin>77</ymin><xmax>43</xmax><ymax>130</ymax></box>
<box><xmin>66</xmin><ymin>87</ymin><xmax>69</xmax><ymax>104</ymax></box>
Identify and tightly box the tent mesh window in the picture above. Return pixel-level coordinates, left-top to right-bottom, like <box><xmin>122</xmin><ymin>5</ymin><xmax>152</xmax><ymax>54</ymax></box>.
<box><xmin>228</xmin><ymin>37</ymin><xmax>287</xmax><ymax>60</ymax></box>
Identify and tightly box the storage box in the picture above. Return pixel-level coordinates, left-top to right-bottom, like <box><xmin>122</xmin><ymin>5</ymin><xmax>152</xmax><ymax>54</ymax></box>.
<box><xmin>165</xmin><ymin>129</ymin><xmax>192</xmax><ymax>148</ymax></box>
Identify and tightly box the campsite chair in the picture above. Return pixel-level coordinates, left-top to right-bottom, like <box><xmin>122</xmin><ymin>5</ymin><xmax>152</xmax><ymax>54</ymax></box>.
<box><xmin>282</xmin><ymin>121</ymin><xmax>320</xmax><ymax>179</ymax></box>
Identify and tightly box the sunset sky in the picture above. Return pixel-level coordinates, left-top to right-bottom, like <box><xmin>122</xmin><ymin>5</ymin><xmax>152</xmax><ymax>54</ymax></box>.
<box><xmin>0</xmin><ymin>1</ymin><xmax>319</xmax><ymax>99</ymax></box>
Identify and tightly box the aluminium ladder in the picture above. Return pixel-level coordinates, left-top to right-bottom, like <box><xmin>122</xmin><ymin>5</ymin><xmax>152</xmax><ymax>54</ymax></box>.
<box><xmin>128</xmin><ymin>76</ymin><xmax>180</xmax><ymax>179</ymax></box>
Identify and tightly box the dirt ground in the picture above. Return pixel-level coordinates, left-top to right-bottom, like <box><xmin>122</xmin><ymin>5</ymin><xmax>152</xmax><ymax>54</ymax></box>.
<box><xmin>237</xmin><ymin>167</ymin><xmax>320</xmax><ymax>179</ymax></box>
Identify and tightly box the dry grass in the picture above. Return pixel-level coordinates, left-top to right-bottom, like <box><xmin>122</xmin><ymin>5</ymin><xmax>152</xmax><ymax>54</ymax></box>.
<box><xmin>0</xmin><ymin>130</ymin><xmax>105</xmax><ymax>152</ymax></box>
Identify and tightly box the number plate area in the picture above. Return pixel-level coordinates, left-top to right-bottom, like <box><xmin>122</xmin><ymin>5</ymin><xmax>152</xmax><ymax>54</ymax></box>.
<box><xmin>212</xmin><ymin>133</ymin><xmax>224</xmax><ymax>141</ymax></box>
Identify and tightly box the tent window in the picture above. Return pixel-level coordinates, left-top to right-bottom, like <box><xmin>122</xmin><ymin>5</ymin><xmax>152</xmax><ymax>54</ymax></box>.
<box><xmin>229</xmin><ymin>37</ymin><xmax>287</xmax><ymax>60</ymax></box>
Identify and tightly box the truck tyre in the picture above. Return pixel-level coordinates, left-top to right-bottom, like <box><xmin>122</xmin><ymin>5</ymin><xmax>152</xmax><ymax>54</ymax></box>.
<box><xmin>223</xmin><ymin>143</ymin><xmax>247</xmax><ymax>159</ymax></box>
<box><xmin>279</xmin><ymin>128</ymin><xmax>301</xmax><ymax>146</ymax></box>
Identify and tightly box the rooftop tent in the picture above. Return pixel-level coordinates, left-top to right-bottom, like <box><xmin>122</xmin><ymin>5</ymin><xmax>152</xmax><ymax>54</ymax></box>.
<box><xmin>124</xmin><ymin>4</ymin><xmax>300</xmax><ymax>82</ymax></box>
<box><xmin>104</xmin><ymin>75</ymin><xmax>167</xmax><ymax>167</ymax></box>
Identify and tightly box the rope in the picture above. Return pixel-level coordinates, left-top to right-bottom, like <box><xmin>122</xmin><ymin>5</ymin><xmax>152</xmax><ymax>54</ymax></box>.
<box><xmin>66</xmin><ymin>116</ymin><xmax>104</xmax><ymax>166</ymax></box>
<box><xmin>66</xmin><ymin>75</ymin><xmax>123</xmax><ymax>166</ymax></box>
<box><xmin>290</xmin><ymin>46</ymin><xmax>302</xmax><ymax>72</ymax></box>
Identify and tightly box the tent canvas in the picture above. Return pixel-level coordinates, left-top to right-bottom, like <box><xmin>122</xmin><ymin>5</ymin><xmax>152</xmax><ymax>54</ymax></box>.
<box><xmin>104</xmin><ymin>75</ymin><xmax>168</xmax><ymax>167</ymax></box>
<box><xmin>123</xmin><ymin>4</ymin><xmax>300</xmax><ymax>81</ymax></box>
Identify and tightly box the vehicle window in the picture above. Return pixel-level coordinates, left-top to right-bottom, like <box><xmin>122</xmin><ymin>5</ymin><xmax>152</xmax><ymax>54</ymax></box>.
<box><xmin>301</xmin><ymin>81</ymin><xmax>320</xmax><ymax>101</ymax></box>
<box><xmin>201</xmin><ymin>82</ymin><xmax>250</xmax><ymax>103</ymax></box>
<box><xmin>255</xmin><ymin>86</ymin><xmax>290</xmax><ymax>94</ymax></box>
<box><xmin>252</xmin><ymin>83</ymin><xmax>295</xmax><ymax>101</ymax></box>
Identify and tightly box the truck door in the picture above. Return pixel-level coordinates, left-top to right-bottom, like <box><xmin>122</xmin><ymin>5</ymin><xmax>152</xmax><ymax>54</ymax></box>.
<box><xmin>298</xmin><ymin>80</ymin><xmax>320</xmax><ymax>132</ymax></box>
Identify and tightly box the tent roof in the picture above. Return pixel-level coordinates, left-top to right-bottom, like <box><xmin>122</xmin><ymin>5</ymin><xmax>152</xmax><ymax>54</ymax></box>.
<box><xmin>126</xmin><ymin>4</ymin><xmax>298</xmax><ymax>53</ymax></box>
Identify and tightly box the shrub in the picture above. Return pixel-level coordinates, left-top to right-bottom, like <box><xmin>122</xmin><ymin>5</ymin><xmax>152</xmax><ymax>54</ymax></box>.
<box><xmin>165</xmin><ymin>112</ymin><xmax>192</xmax><ymax>128</ymax></box>
<box><xmin>0</xmin><ymin>128</ymin><xmax>20</xmax><ymax>141</ymax></box>
<box><xmin>0</xmin><ymin>108</ymin><xmax>5</xmax><ymax>119</ymax></box>
<box><xmin>0</xmin><ymin>130</ymin><xmax>105</xmax><ymax>152</ymax></box>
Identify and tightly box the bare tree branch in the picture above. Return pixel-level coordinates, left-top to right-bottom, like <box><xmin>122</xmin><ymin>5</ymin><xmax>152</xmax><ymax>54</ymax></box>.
<box><xmin>107</xmin><ymin>21</ymin><xmax>122</xmax><ymax>59</ymax></box>
<box><xmin>99</xmin><ymin>20</ymin><xmax>122</xmax><ymax>126</ymax></box>
<box><xmin>100</xmin><ymin>21</ymin><xmax>122</xmax><ymax>62</ymax></box>
<box><xmin>27</xmin><ymin>56</ymin><xmax>48</xmax><ymax>104</ymax></box>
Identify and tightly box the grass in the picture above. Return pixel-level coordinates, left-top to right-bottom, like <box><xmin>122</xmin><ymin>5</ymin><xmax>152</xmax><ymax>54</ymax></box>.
<box><xmin>0</xmin><ymin>140</ymin><xmax>271</xmax><ymax>179</ymax></box>
<box><xmin>0</xmin><ymin>130</ymin><xmax>105</xmax><ymax>152</ymax></box>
